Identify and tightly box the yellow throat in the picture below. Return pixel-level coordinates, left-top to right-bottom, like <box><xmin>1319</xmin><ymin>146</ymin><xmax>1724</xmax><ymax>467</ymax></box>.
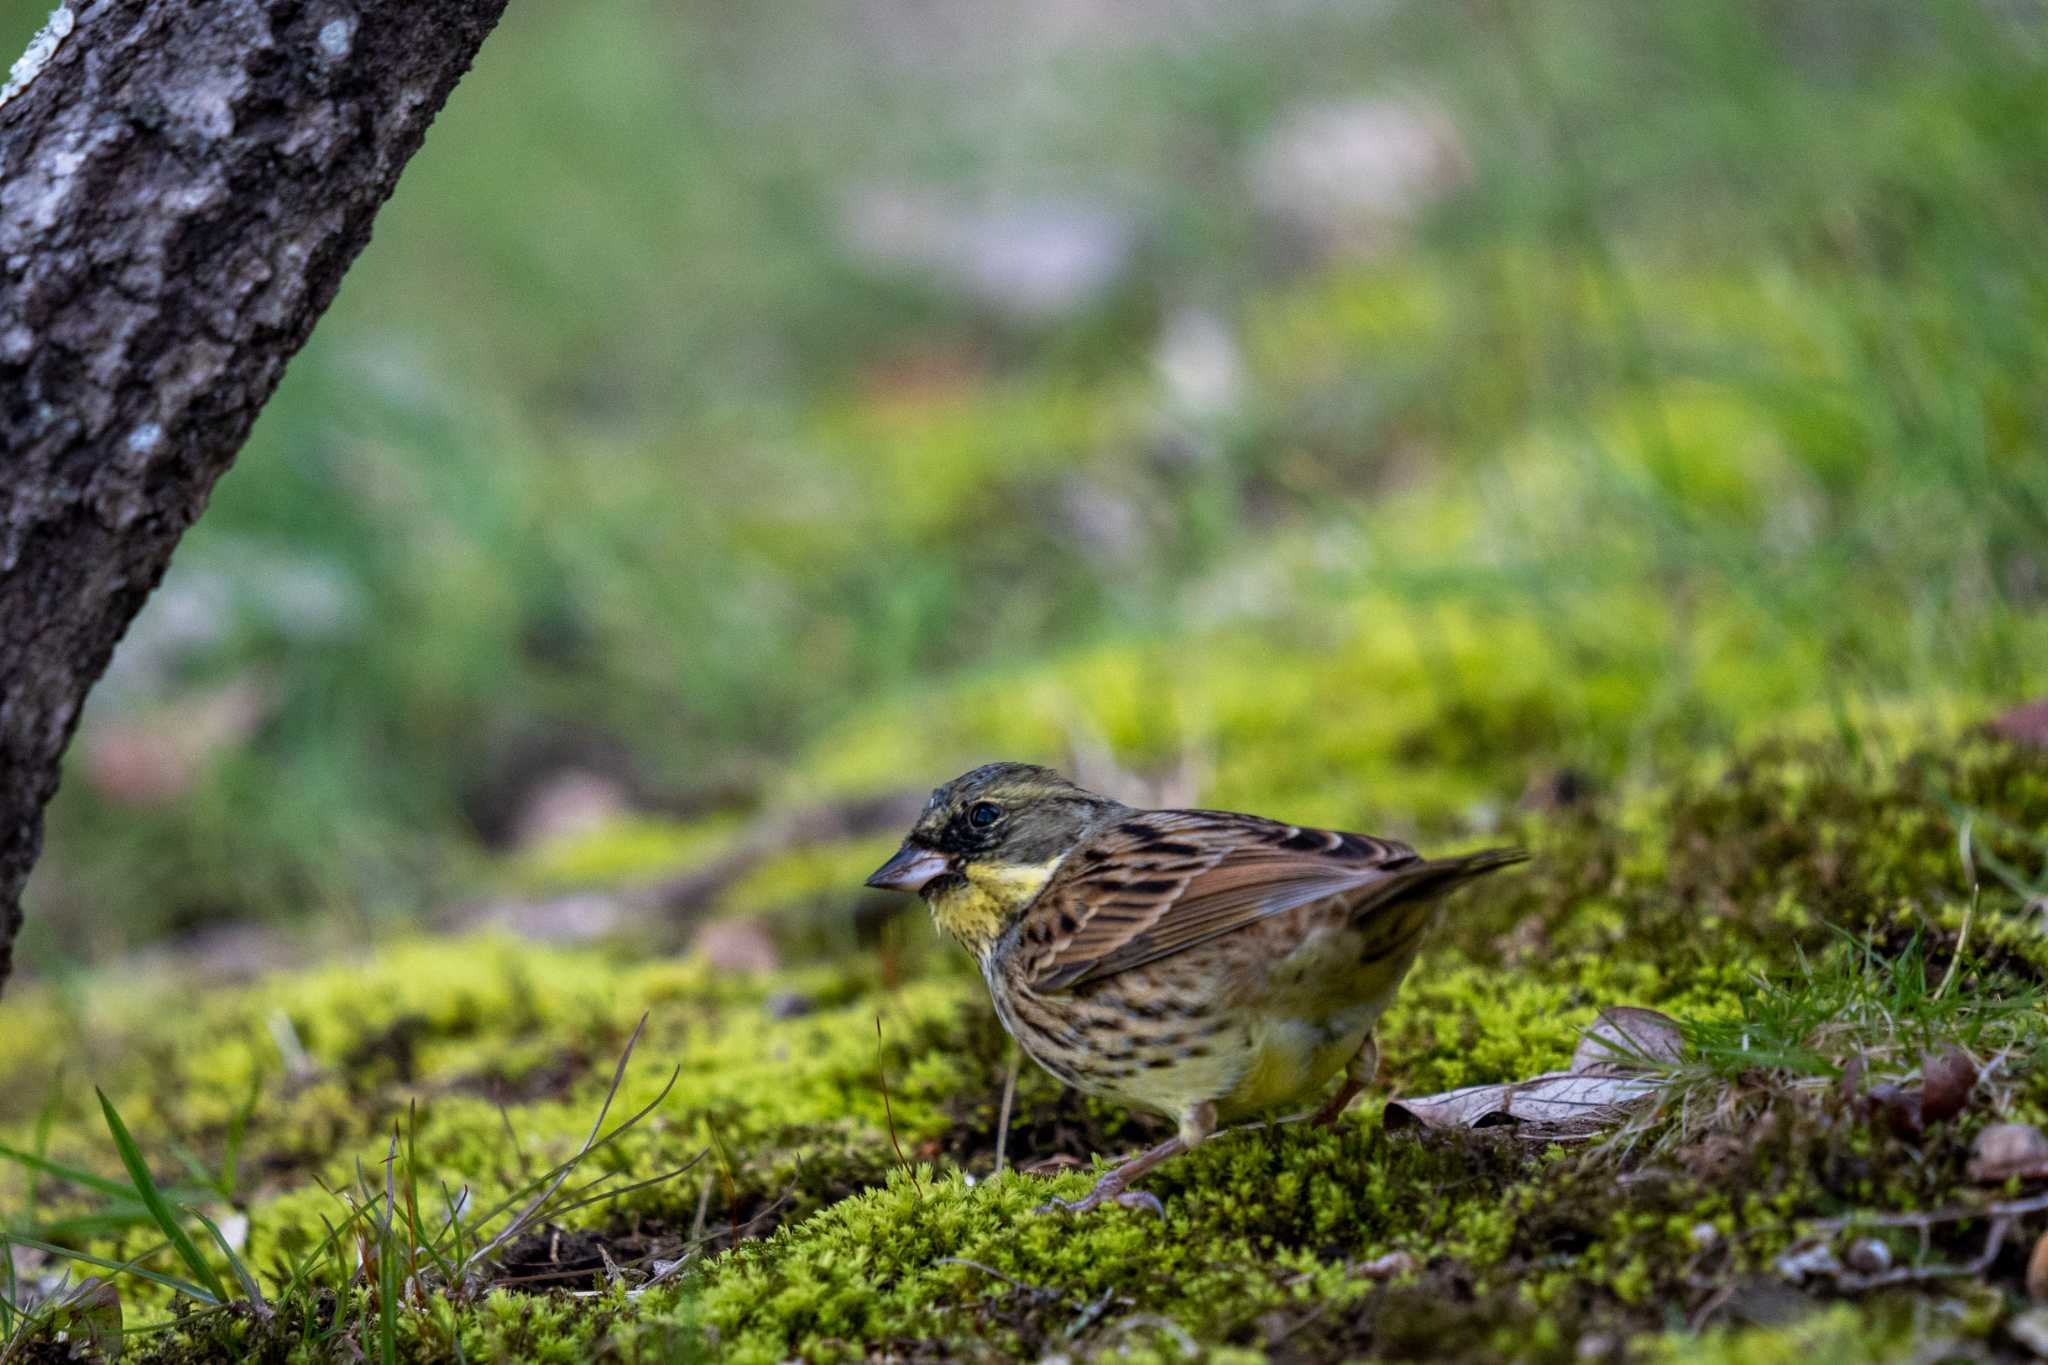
<box><xmin>928</xmin><ymin>857</ymin><xmax>1061</xmax><ymax>959</ymax></box>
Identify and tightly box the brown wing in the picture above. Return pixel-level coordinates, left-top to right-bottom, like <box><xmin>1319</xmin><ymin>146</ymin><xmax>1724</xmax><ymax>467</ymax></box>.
<box><xmin>1019</xmin><ymin>809</ymin><xmax>1425</xmax><ymax>992</ymax></box>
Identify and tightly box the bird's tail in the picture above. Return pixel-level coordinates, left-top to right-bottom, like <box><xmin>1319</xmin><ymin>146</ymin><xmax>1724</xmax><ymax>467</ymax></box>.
<box><xmin>1348</xmin><ymin>846</ymin><xmax>1528</xmax><ymax>963</ymax></box>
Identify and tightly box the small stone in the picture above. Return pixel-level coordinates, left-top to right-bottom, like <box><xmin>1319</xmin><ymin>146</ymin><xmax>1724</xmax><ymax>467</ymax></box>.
<box><xmin>1844</xmin><ymin>1237</ymin><xmax>1892</xmax><ymax>1275</ymax></box>
<box><xmin>1153</xmin><ymin>307</ymin><xmax>1244</xmax><ymax>421</ymax></box>
<box><xmin>1247</xmin><ymin>98</ymin><xmax>1471</xmax><ymax>263</ymax></box>
<box><xmin>765</xmin><ymin>991</ymin><xmax>815</xmax><ymax>1020</ymax></box>
<box><xmin>1968</xmin><ymin>1122</ymin><xmax>2048</xmax><ymax>1183</ymax></box>
<box><xmin>509</xmin><ymin>769</ymin><xmax>632</xmax><ymax>848</ymax></box>
<box><xmin>2009</xmin><ymin>1307</ymin><xmax>2048</xmax><ymax>1359</ymax></box>
<box><xmin>1773</xmin><ymin>1239</ymin><xmax>1841</xmax><ymax>1284</ymax></box>
<box><xmin>1521</xmin><ymin>766</ymin><xmax>1593</xmax><ymax>812</ymax></box>
<box><xmin>1689</xmin><ymin>1222</ymin><xmax>1722</xmax><ymax>1251</ymax></box>
<box><xmin>837</xmin><ymin>187</ymin><xmax>1139</xmax><ymax>324</ymax></box>
<box><xmin>1354</xmin><ymin>1250</ymin><xmax>1417</xmax><ymax>1280</ymax></box>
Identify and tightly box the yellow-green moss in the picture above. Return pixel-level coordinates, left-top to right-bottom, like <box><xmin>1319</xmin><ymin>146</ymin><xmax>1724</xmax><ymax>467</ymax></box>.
<box><xmin>8</xmin><ymin>730</ymin><xmax>2046</xmax><ymax>1361</ymax></box>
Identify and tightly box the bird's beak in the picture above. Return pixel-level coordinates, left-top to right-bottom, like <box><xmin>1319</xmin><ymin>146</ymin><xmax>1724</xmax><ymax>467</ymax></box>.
<box><xmin>864</xmin><ymin>843</ymin><xmax>953</xmax><ymax>894</ymax></box>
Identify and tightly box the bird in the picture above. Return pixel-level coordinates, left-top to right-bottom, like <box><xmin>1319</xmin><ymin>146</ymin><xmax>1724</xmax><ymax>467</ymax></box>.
<box><xmin>863</xmin><ymin>761</ymin><xmax>1525</xmax><ymax>1215</ymax></box>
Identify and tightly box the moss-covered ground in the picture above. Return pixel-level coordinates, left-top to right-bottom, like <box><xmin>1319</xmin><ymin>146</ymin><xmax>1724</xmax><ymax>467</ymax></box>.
<box><xmin>5</xmin><ymin>726</ymin><xmax>2045</xmax><ymax>1361</ymax></box>
<box><xmin>6</xmin><ymin>2</ymin><xmax>2048</xmax><ymax>1359</ymax></box>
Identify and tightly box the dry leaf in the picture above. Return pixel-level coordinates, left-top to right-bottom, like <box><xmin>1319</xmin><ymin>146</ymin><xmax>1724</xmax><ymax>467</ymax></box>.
<box><xmin>1864</xmin><ymin>1047</ymin><xmax>1978</xmax><ymax>1139</ymax></box>
<box><xmin>1919</xmin><ymin>1046</ymin><xmax>1978</xmax><ymax>1125</ymax></box>
<box><xmin>52</xmin><ymin>1278</ymin><xmax>124</xmax><ymax>1361</ymax></box>
<box><xmin>1386</xmin><ymin>1006</ymin><xmax>1678</xmax><ymax>1134</ymax></box>
<box><xmin>1384</xmin><ymin>1071</ymin><xmax>1659</xmax><ymax>1131</ymax></box>
<box><xmin>1572</xmin><ymin>1006</ymin><xmax>1684</xmax><ymax>1076</ymax></box>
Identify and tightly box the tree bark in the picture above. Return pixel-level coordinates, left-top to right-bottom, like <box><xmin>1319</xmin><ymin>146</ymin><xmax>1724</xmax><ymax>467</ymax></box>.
<box><xmin>0</xmin><ymin>0</ymin><xmax>507</xmax><ymax>994</ymax></box>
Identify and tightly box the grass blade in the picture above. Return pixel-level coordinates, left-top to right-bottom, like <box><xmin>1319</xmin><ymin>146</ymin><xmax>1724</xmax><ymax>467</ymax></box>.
<box><xmin>377</xmin><ymin>1216</ymin><xmax>399</xmax><ymax>1365</ymax></box>
<box><xmin>278</xmin><ymin>1202</ymin><xmax>373</xmax><ymax>1304</ymax></box>
<box><xmin>94</xmin><ymin>1088</ymin><xmax>230</xmax><ymax>1304</ymax></box>
<box><xmin>2</xmin><ymin>1232</ymin><xmax>17</xmax><ymax>1339</ymax></box>
<box><xmin>24</xmin><ymin>1074</ymin><xmax>63</xmax><ymax>1216</ymax></box>
<box><xmin>4</xmin><ymin>1234</ymin><xmax>218</xmax><ymax>1306</ymax></box>
<box><xmin>0</xmin><ymin>1141</ymin><xmax>148</xmax><ymax>1204</ymax></box>
<box><xmin>191</xmin><ymin>1207</ymin><xmax>266</xmax><ymax>1312</ymax></box>
<box><xmin>220</xmin><ymin>1072</ymin><xmax>262</xmax><ymax>1203</ymax></box>
<box><xmin>402</xmin><ymin>1103</ymin><xmax>455</xmax><ymax>1286</ymax></box>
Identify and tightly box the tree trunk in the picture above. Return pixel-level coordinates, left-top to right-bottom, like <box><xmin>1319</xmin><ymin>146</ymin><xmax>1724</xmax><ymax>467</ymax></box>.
<box><xmin>0</xmin><ymin>0</ymin><xmax>507</xmax><ymax>994</ymax></box>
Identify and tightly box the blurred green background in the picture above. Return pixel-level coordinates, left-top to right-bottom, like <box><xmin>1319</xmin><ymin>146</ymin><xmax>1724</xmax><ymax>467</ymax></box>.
<box><xmin>8</xmin><ymin>0</ymin><xmax>2045</xmax><ymax>965</ymax></box>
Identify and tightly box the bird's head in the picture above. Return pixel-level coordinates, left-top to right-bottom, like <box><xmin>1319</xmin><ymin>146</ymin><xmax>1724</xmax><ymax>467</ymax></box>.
<box><xmin>864</xmin><ymin>763</ymin><xmax>1121</xmax><ymax>920</ymax></box>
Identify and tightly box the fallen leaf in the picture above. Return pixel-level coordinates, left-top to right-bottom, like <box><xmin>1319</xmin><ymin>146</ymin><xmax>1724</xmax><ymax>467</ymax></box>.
<box><xmin>1862</xmin><ymin>1047</ymin><xmax>1979</xmax><ymax>1139</ymax></box>
<box><xmin>1384</xmin><ymin>1071</ymin><xmax>1659</xmax><ymax>1132</ymax></box>
<box><xmin>1571</xmin><ymin>1006</ymin><xmax>1684</xmax><ymax>1076</ymax></box>
<box><xmin>1387</xmin><ymin>1007</ymin><xmax>1678</xmax><ymax>1133</ymax></box>
<box><xmin>1919</xmin><ymin>1046</ymin><xmax>1978</xmax><ymax>1125</ymax></box>
<box><xmin>51</xmin><ymin>1278</ymin><xmax>124</xmax><ymax>1361</ymax></box>
<box><xmin>1866</xmin><ymin>1082</ymin><xmax>1925</xmax><ymax>1138</ymax></box>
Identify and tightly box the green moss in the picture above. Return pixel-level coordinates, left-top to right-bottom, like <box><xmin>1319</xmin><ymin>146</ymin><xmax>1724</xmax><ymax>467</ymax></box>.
<box><xmin>504</xmin><ymin>814</ymin><xmax>749</xmax><ymax>894</ymax></box>
<box><xmin>1651</xmin><ymin>1305</ymin><xmax>1919</xmax><ymax>1365</ymax></box>
<box><xmin>9</xmin><ymin>730</ymin><xmax>2047</xmax><ymax>1361</ymax></box>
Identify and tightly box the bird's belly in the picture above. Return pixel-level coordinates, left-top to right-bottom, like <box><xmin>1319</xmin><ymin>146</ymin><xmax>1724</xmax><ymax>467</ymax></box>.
<box><xmin>991</xmin><ymin>919</ymin><xmax>1415</xmax><ymax>1123</ymax></box>
<box><xmin>1212</xmin><ymin>1012</ymin><xmax>1372</xmax><ymax>1121</ymax></box>
<box><xmin>1212</xmin><ymin>923</ymin><xmax>1412</xmax><ymax>1121</ymax></box>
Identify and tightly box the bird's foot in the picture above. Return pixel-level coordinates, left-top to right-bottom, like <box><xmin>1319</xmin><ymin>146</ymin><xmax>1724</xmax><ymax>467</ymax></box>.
<box><xmin>1308</xmin><ymin>1077</ymin><xmax>1365</xmax><ymax>1128</ymax></box>
<box><xmin>1031</xmin><ymin>1133</ymin><xmax>1184</xmax><ymax>1217</ymax></box>
<box><xmin>1033</xmin><ymin>1179</ymin><xmax>1164</xmax><ymax>1218</ymax></box>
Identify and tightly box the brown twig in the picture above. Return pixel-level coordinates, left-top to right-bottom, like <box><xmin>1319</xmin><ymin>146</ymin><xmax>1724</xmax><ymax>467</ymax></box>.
<box><xmin>1808</xmin><ymin>1189</ymin><xmax>2048</xmax><ymax>1232</ymax></box>
<box><xmin>876</xmin><ymin>1015</ymin><xmax>922</xmax><ymax>1198</ymax></box>
<box><xmin>936</xmin><ymin>1257</ymin><xmax>1054</xmax><ymax>1299</ymax></box>
<box><xmin>994</xmin><ymin>1043</ymin><xmax>1021</xmax><ymax>1177</ymax></box>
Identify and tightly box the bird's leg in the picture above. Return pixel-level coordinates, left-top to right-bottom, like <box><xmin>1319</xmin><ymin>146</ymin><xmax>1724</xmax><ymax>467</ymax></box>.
<box><xmin>1031</xmin><ymin>1133</ymin><xmax>1184</xmax><ymax>1216</ymax></box>
<box><xmin>1035</xmin><ymin>1102</ymin><xmax>1214</xmax><ymax>1217</ymax></box>
<box><xmin>1310</xmin><ymin>1032</ymin><xmax>1380</xmax><ymax>1128</ymax></box>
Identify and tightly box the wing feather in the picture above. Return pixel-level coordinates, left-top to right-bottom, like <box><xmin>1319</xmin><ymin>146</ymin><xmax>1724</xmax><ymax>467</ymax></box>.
<box><xmin>1023</xmin><ymin>810</ymin><xmax>1425</xmax><ymax>991</ymax></box>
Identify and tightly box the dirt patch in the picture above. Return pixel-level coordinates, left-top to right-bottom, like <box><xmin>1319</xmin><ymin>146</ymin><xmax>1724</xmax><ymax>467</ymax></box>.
<box><xmin>494</xmin><ymin>1222</ymin><xmax>663</xmax><ymax>1292</ymax></box>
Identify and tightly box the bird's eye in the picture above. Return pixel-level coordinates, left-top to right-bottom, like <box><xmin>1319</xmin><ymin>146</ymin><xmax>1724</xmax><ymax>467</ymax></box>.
<box><xmin>969</xmin><ymin>802</ymin><xmax>1002</xmax><ymax>828</ymax></box>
